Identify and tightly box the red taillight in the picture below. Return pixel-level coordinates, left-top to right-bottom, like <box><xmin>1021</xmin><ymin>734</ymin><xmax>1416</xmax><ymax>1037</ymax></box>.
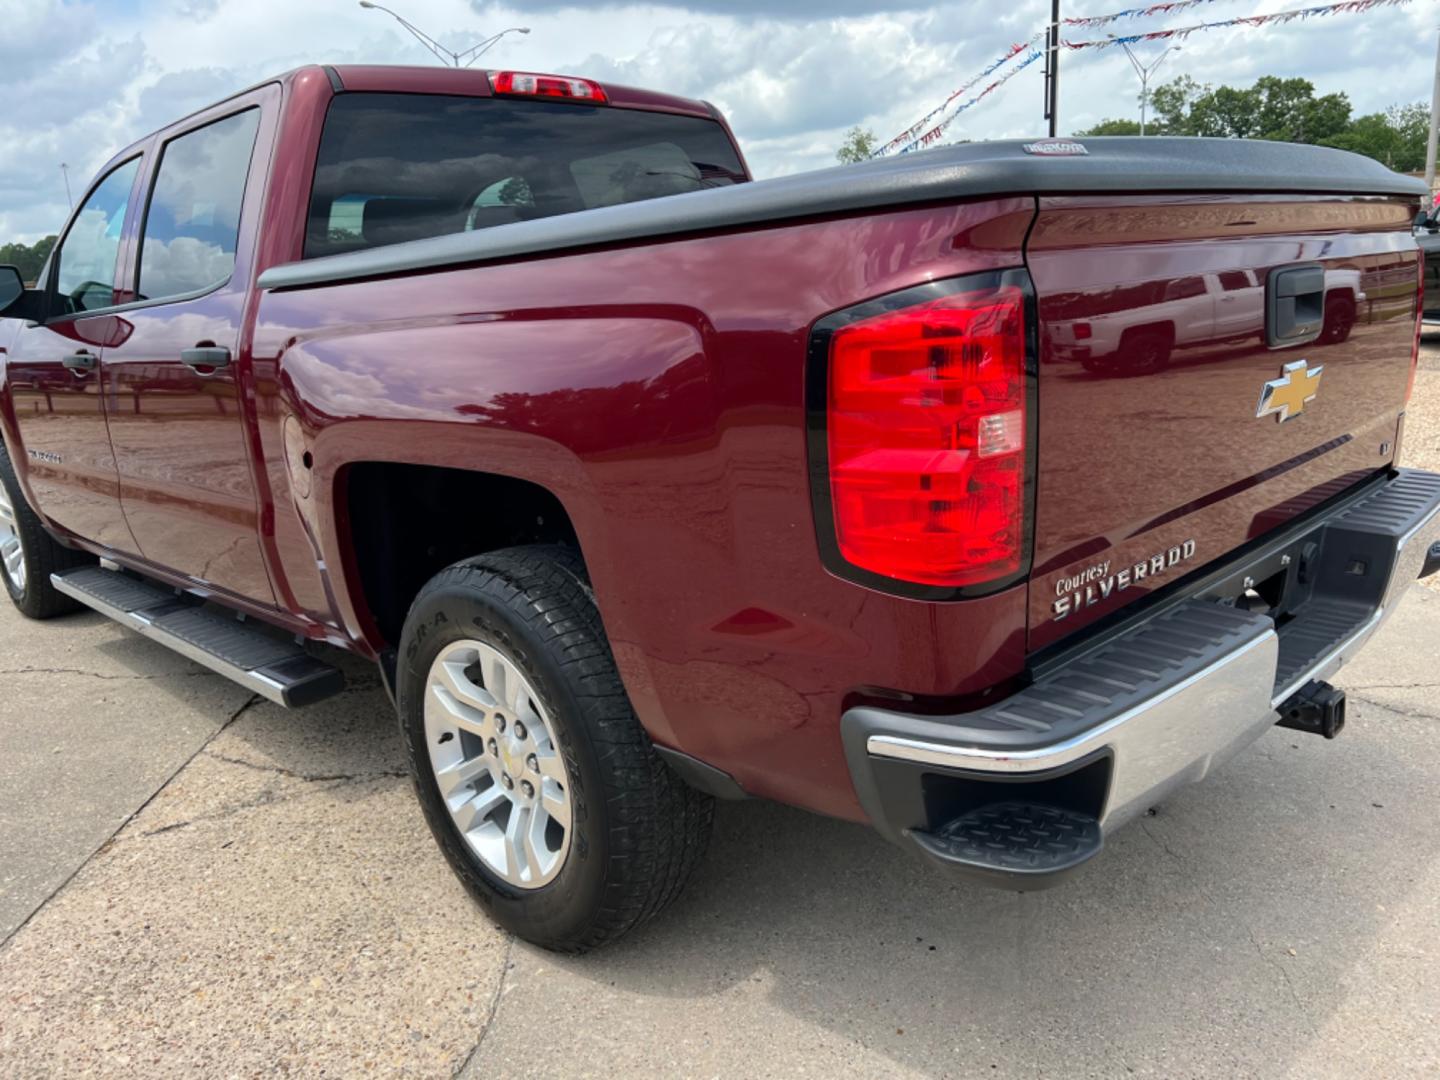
<box><xmin>1073</xmin><ymin>322</ymin><xmax>1092</xmax><ymax>340</ymax></box>
<box><xmin>823</xmin><ymin>279</ymin><xmax>1030</xmax><ymax>590</ymax></box>
<box><xmin>491</xmin><ymin>71</ymin><xmax>608</xmax><ymax>103</ymax></box>
<box><xmin>1409</xmin><ymin>248</ymin><xmax>1424</xmax><ymax>405</ymax></box>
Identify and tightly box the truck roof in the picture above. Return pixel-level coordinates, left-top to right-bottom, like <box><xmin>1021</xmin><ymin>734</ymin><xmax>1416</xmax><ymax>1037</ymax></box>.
<box><xmin>326</xmin><ymin>64</ymin><xmax>719</xmax><ymax>120</ymax></box>
<box><xmin>97</xmin><ymin>63</ymin><xmax>722</xmax><ymax>179</ymax></box>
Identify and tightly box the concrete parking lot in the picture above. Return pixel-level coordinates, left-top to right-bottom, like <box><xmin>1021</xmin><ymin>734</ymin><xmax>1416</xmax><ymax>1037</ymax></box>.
<box><xmin>3</xmin><ymin>341</ymin><xmax>1440</xmax><ymax>1078</ymax></box>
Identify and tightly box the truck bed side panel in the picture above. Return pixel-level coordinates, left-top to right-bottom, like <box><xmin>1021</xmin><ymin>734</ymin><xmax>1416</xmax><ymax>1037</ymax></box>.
<box><xmin>252</xmin><ymin>198</ymin><xmax>1035</xmax><ymax>820</ymax></box>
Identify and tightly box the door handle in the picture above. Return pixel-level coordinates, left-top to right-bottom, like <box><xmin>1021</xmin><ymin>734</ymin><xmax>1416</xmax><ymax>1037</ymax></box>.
<box><xmin>62</xmin><ymin>350</ymin><xmax>97</xmax><ymax>373</ymax></box>
<box><xmin>180</xmin><ymin>346</ymin><xmax>232</xmax><ymax>371</ymax></box>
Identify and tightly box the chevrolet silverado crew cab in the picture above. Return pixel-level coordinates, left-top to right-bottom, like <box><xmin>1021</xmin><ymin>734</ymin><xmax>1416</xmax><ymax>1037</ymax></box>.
<box><xmin>2</xmin><ymin>65</ymin><xmax>1438</xmax><ymax>953</ymax></box>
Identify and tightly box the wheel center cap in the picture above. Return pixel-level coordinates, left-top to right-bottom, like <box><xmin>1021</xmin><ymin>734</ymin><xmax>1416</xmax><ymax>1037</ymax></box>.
<box><xmin>498</xmin><ymin>737</ymin><xmax>522</xmax><ymax>778</ymax></box>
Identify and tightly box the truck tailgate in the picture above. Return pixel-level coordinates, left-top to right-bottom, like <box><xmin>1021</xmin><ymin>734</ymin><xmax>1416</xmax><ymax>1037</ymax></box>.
<box><xmin>1027</xmin><ymin>193</ymin><xmax>1420</xmax><ymax>652</ymax></box>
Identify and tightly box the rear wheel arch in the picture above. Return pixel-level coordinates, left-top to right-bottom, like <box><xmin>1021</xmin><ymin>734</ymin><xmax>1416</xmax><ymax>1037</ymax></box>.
<box><xmin>339</xmin><ymin>461</ymin><xmax>585</xmax><ymax>649</ymax></box>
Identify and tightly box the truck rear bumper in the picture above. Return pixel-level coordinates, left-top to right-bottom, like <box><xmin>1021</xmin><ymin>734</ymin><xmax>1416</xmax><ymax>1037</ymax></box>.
<box><xmin>842</xmin><ymin>468</ymin><xmax>1440</xmax><ymax>890</ymax></box>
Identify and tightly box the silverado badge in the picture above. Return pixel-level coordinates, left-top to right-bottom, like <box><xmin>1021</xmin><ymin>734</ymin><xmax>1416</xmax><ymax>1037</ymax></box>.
<box><xmin>1256</xmin><ymin>359</ymin><xmax>1323</xmax><ymax>423</ymax></box>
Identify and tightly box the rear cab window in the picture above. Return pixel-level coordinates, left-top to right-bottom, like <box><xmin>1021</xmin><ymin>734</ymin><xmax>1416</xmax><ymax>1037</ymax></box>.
<box><xmin>304</xmin><ymin>93</ymin><xmax>747</xmax><ymax>259</ymax></box>
<box><xmin>137</xmin><ymin>108</ymin><xmax>261</xmax><ymax>302</ymax></box>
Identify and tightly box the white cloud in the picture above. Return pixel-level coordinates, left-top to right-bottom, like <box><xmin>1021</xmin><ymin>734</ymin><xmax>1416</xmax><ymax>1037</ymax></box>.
<box><xmin>0</xmin><ymin>0</ymin><xmax>1433</xmax><ymax>246</ymax></box>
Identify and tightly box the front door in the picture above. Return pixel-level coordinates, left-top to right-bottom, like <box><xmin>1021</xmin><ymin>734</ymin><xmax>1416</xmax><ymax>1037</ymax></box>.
<box><xmin>6</xmin><ymin>156</ymin><xmax>144</xmax><ymax>551</ymax></box>
<box><xmin>101</xmin><ymin>102</ymin><xmax>276</xmax><ymax>604</ymax></box>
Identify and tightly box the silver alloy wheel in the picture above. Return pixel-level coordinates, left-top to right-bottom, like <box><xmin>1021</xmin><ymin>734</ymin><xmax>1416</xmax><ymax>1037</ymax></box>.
<box><xmin>0</xmin><ymin>483</ymin><xmax>25</xmax><ymax>593</ymax></box>
<box><xmin>424</xmin><ymin>639</ymin><xmax>573</xmax><ymax>889</ymax></box>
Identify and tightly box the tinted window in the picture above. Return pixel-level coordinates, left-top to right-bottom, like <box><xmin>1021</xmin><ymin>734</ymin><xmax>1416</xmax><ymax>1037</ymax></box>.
<box><xmin>306</xmin><ymin>93</ymin><xmax>747</xmax><ymax>258</ymax></box>
<box><xmin>137</xmin><ymin>109</ymin><xmax>260</xmax><ymax>302</ymax></box>
<box><xmin>53</xmin><ymin>157</ymin><xmax>141</xmax><ymax>314</ymax></box>
<box><xmin>1218</xmin><ymin>270</ymin><xmax>1252</xmax><ymax>292</ymax></box>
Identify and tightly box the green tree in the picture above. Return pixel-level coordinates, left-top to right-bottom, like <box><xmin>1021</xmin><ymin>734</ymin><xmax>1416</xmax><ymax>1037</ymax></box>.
<box><xmin>1323</xmin><ymin>103</ymin><xmax>1429</xmax><ymax>172</ymax></box>
<box><xmin>0</xmin><ymin>236</ymin><xmax>57</xmax><ymax>285</ymax></box>
<box><xmin>1148</xmin><ymin>74</ymin><xmax>1204</xmax><ymax>134</ymax></box>
<box><xmin>1075</xmin><ymin>117</ymin><xmax>1142</xmax><ymax>137</ymax></box>
<box><xmin>836</xmin><ymin>126</ymin><xmax>877</xmax><ymax>164</ymax></box>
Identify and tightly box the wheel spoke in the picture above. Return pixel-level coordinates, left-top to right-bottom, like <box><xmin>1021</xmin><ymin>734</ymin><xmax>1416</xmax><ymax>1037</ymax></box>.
<box><xmin>523</xmin><ymin>807</ymin><xmax>550</xmax><ymax>878</ymax></box>
<box><xmin>535</xmin><ymin>747</ymin><xmax>566</xmax><ymax>784</ymax></box>
<box><xmin>478</xmin><ymin>646</ymin><xmax>509</xmax><ymax>705</ymax></box>
<box><xmin>434</xmin><ymin>754</ymin><xmax>492</xmax><ymax>801</ymax></box>
<box><xmin>435</xmin><ymin>659</ymin><xmax>497</xmax><ymax>713</ymax></box>
<box><xmin>429</xmin><ymin>683</ymin><xmax>491</xmax><ymax>738</ymax></box>
<box><xmin>452</xmin><ymin>780</ymin><xmax>508</xmax><ymax>834</ymax></box>
<box><xmin>503</xmin><ymin>805</ymin><xmax>529</xmax><ymax>881</ymax></box>
<box><xmin>540</xmin><ymin>780</ymin><xmax>570</xmax><ymax>831</ymax></box>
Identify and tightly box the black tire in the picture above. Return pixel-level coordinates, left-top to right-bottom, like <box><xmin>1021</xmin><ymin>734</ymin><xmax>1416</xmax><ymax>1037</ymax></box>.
<box><xmin>1320</xmin><ymin>293</ymin><xmax>1356</xmax><ymax>345</ymax></box>
<box><xmin>397</xmin><ymin>544</ymin><xmax>714</xmax><ymax>953</ymax></box>
<box><xmin>0</xmin><ymin>443</ymin><xmax>94</xmax><ymax>619</ymax></box>
<box><xmin>1119</xmin><ymin>328</ymin><xmax>1172</xmax><ymax>375</ymax></box>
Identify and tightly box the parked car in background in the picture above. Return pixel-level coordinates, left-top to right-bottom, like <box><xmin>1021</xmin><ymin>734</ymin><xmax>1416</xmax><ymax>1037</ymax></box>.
<box><xmin>1</xmin><ymin>69</ymin><xmax>1437</xmax><ymax>952</ymax></box>
<box><xmin>1417</xmin><ymin>210</ymin><xmax>1440</xmax><ymax>324</ymax></box>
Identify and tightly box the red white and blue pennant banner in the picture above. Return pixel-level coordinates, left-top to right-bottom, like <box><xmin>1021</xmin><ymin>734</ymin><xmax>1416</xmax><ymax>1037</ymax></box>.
<box><xmin>875</xmin><ymin>0</ymin><xmax>1412</xmax><ymax>158</ymax></box>
<box><xmin>1065</xmin><ymin>0</ymin><xmax>1410</xmax><ymax>48</ymax></box>
<box><xmin>874</xmin><ymin>30</ymin><xmax>1049</xmax><ymax>157</ymax></box>
<box><xmin>892</xmin><ymin>50</ymin><xmax>1047</xmax><ymax>156</ymax></box>
<box><xmin>1064</xmin><ymin>0</ymin><xmax>1250</xmax><ymax>28</ymax></box>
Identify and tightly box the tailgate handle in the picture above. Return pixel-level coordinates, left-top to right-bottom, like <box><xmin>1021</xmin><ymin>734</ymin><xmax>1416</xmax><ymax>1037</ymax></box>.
<box><xmin>1267</xmin><ymin>264</ymin><xmax>1325</xmax><ymax>347</ymax></box>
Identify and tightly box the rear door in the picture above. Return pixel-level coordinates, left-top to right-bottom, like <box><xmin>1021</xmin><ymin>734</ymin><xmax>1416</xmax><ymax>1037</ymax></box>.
<box><xmin>1028</xmin><ymin>193</ymin><xmax>1418</xmax><ymax>652</ymax></box>
<box><xmin>101</xmin><ymin>91</ymin><xmax>276</xmax><ymax>603</ymax></box>
<box><xmin>5</xmin><ymin>155</ymin><xmax>145</xmax><ymax>551</ymax></box>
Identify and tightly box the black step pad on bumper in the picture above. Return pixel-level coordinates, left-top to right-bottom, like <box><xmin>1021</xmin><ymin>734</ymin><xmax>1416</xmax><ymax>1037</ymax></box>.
<box><xmin>910</xmin><ymin>803</ymin><xmax>1102</xmax><ymax>890</ymax></box>
<box><xmin>52</xmin><ymin>566</ymin><xmax>344</xmax><ymax>708</ymax></box>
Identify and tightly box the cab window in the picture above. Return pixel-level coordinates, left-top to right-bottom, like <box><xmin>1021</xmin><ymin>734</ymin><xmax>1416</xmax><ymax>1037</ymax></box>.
<box><xmin>52</xmin><ymin>157</ymin><xmax>141</xmax><ymax>315</ymax></box>
<box><xmin>136</xmin><ymin>109</ymin><xmax>260</xmax><ymax>302</ymax></box>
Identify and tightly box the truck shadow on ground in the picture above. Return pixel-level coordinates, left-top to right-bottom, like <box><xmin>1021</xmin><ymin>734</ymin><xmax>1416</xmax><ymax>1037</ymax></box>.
<box><xmin>552</xmin><ymin>711</ymin><xmax>1438</xmax><ymax>1074</ymax></box>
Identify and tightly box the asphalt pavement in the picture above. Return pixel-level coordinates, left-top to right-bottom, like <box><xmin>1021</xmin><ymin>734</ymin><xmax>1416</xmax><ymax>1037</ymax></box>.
<box><xmin>3</xmin><ymin>346</ymin><xmax>1440</xmax><ymax>1077</ymax></box>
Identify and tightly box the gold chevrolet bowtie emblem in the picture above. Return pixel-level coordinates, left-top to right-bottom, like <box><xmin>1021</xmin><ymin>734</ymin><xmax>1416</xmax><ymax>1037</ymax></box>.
<box><xmin>1256</xmin><ymin>359</ymin><xmax>1323</xmax><ymax>423</ymax></box>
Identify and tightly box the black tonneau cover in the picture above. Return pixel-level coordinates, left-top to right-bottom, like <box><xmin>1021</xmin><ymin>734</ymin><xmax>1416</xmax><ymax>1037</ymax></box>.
<box><xmin>259</xmin><ymin>137</ymin><xmax>1429</xmax><ymax>291</ymax></box>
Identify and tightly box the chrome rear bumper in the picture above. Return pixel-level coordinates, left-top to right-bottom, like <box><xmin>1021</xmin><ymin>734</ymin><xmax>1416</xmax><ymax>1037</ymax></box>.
<box><xmin>843</xmin><ymin>469</ymin><xmax>1440</xmax><ymax>886</ymax></box>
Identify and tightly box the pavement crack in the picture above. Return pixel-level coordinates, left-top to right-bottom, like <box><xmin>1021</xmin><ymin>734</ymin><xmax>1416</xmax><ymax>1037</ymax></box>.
<box><xmin>1347</xmin><ymin>693</ymin><xmax>1440</xmax><ymax>722</ymax></box>
<box><xmin>1245</xmin><ymin>924</ymin><xmax>1311</xmax><ymax>1030</ymax></box>
<box><xmin>0</xmin><ymin>692</ymin><xmax>262</xmax><ymax>953</ymax></box>
<box><xmin>0</xmin><ymin>665</ymin><xmax>219</xmax><ymax>682</ymax></box>
<box><xmin>1345</xmin><ymin>681</ymin><xmax>1440</xmax><ymax>692</ymax></box>
<box><xmin>452</xmin><ymin>935</ymin><xmax>515</xmax><ymax>1078</ymax></box>
<box><xmin>203</xmin><ymin>749</ymin><xmax>407</xmax><ymax>785</ymax></box>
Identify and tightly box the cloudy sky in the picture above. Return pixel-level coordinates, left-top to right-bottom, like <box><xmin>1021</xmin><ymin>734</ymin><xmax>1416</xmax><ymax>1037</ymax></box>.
<box><xmin>1</xmin><ymin>0</ymin><xmax>1433</xmax><ymax>243</ymax></box>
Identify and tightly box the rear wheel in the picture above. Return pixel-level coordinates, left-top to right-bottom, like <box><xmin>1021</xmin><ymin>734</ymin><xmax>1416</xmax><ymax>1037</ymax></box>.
<box><xmin>397</xmin><ymin>544</ymin><xmax>713</xmax><ymax>953</ymax></box>
<box><xmin>1320</xmin><ymin>293</ymin><xmax>1356</xmax><ymax>345</ymax></box>
<box><xmin>1120</xmin><ymin>328</ymin><xmax>1172</xmax><ymax>375</ymax></box>
<box><xmin>0</xmin><ymin>444</ymin><xmax>93</xmax><ymax>618</ymax></box>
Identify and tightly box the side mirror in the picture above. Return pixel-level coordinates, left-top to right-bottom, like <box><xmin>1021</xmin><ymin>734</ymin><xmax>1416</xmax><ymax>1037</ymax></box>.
<box><xmin>0</xmin><ymin>264</ymin><xmax>48</xmax><ymax>323</ymax></box>
<box><xmin>0</xmin><ymin>265</ymin><xmax>23</xmax><ymax>315</ymax></box>
<box><xmin>1418</xmin><ymin>210</ymin><xmax>1438</xmax><ymax>231</ymax></box>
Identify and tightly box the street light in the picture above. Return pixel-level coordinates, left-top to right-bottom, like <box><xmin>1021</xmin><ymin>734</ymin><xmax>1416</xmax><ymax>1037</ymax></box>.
<box><xmin>358</xmin><ymin>2</ymin><xmax>530</xmax><ymax>68</ymax></box>
<box><xmin>1108</xmin><ymin>35</ymin><xmax>1181</xmax><ymax>136</ymax></box>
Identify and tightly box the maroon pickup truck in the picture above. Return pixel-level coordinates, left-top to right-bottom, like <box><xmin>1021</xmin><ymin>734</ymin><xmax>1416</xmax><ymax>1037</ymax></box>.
<box><xmin>2</xmin><ymin>65</ymin><xmax>1438</xmax><ymax>952</ymax></box>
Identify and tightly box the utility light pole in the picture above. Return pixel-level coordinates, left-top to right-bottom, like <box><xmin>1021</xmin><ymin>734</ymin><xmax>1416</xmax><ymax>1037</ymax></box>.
<box><xmin>1109</xmin><ymin>36</ymin><xmax>1182</xmax><ymax>135</ymax></box>
<box><xmin>1426</xmin><ymin>23</ymin><xmax>1440</xmax><ymax>192</ymax></box>
<box><xmin>357</xmin><ymin>2</ymin><xmax>530</xmax><ymax>67</ymax></box>
<box><xmin>59</xmin><ymin>163</ymin><xmax>73</xmax><ymax>210</ymax></box>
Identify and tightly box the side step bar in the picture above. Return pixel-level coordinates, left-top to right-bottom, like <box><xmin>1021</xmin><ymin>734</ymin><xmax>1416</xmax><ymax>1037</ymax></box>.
<box><xmin>52</xmin><ymin>566</ymin><xmax>344</xmax><ymax>708</ymax></box>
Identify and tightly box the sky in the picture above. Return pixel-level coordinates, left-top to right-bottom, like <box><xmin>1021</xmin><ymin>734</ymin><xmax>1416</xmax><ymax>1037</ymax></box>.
<box><xmin>0</xmin><ymin>0</ymin><xmax>1434</xmax><ymax>244</ymax></box>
